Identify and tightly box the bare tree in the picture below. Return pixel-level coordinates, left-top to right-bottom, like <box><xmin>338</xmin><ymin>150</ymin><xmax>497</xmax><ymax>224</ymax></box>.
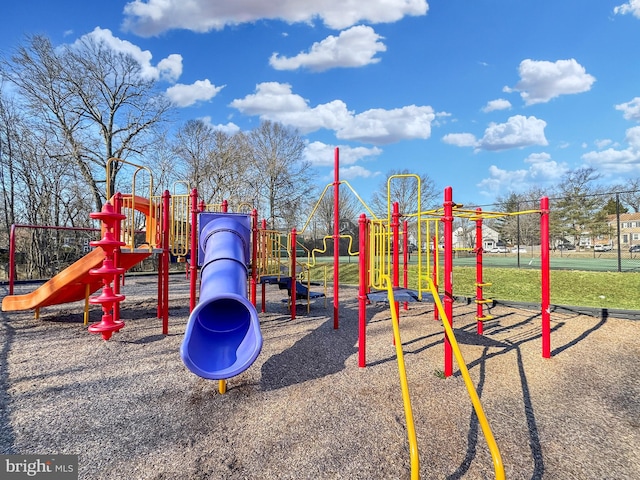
<box><xmin>244</xmin><ymin>121</ymin><xmax>315</xmax><ymax>229</ymax></box>
<box><xmin>172</xmin><ymin>120</ymin><xmax>253</xmax><ymax>208</ymax></box>
<box><xmin>616</xmin><ymin>177</ymin><xmax>640</xmax><ymax>212</ymax></box>
<box><xmin>492</xmin><ymin>189</ymin><xmax>545</xmax><ymax>247</ymax></box>
<box><xmin>1</xmin><ymin>34</ymin><xmax>172</xmax><ymax>210</ymax></box>
<box><xmin>308</xmin><ymin>184</ymin><xmax>362</xmax><ymax>238</ymax></box>
<box><xmin>369</xmin><ymin>169</ymin><xmax>439</xmax><ymax>219</ymax></box>
<box><xmin>0</xmin><ymin>88</ymin><xmax>20</xmax><ymax>239</ymax></box>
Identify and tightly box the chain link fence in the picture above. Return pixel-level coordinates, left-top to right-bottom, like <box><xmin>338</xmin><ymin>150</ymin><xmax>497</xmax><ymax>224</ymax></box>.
<box><xmin>450</xmin><ymin>190</ymin><xmax>640</xmax><ymax>273</ymax></box>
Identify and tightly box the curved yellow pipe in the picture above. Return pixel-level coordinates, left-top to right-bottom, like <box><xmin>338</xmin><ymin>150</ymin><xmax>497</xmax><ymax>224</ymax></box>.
<box><xmin>381</xmin><ymin>275</ymin><xmax>420</xmax><ymax>479</ymax></box>
<box><xmin>426</xmin><ymin>278</ymin><xmax>505</xmax><ymax>480</ymax></box>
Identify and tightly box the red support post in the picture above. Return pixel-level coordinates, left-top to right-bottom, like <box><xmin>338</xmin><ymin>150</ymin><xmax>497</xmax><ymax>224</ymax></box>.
<box><xmin>475</xmin><ymin>208</ymin><xmax>485</xmax><ymax>335</ymax></box>
<box><xmin>540</xmin><ymin>196</ymin><xmax>551</xmax><ymax>358</ymax></box>
<box><xmin>221</xmin><ymin>200</ymin><xmax>228</xmax><ymax>213</ymax></box>
<box><xmin>261</xmin><ymin>219</ymin><xmax>267</xmax><ymax>314</ymax></box>
<box><xmin>403</xmin><ymin>219</ymin><xmax>409</xmax><ymax>311</ymax></box>
<box><xmin>333</xmin><ymin>147</ymin><xmax>340</xmax><ymax>329</ymax></box>
<box><xmin>88</xmin><ymin>203</ymin><xmax>126</xmax><ymax>341</ymax></box>
<box><xmin>443</xmin><ymin>187</ymin><xmax>454</xmax><ymax>377</ymax></box>
<box><xmin>250</xmin><ymin>209</ymin><xmax>258</xmax><ymax>307</ymax></box>
<box><xmin>291</xmin><ymin>228</ymin><xmax>297</xmax><ymax>320</ymax></box>
<box><xmin>113</xmin><ymin>194</ymin><xmax>123</xmax><ymax>322</ymax></box>
<box><xmin>8</xmin><ymin>224</ymin><xmax>16</xmax><ymax>295</ymax></box>
<box><xmin>161</xmin><ymin>190</ymin><xmax>170</xmax><ymax>334</ymax></box>
<box><xmin>189</xmin><ymin>189</ymin><xmax>199</xmax><ymax>313</ymax></box>
<box><xmin>391</xmin><ymin>203</ymin><xmax>400</xmax><ymax>323</ymax></box>
<box><xmin>358</xmin><ymin>214</ymin><xmax>368</xmax><ymax>367</ymax></box>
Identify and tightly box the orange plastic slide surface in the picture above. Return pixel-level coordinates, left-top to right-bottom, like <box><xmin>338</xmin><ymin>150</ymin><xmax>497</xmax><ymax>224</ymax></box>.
<box><xmin>1</xmin><ymin>249</ymin><xmax>151</xmax><ymax>312</ymax></box>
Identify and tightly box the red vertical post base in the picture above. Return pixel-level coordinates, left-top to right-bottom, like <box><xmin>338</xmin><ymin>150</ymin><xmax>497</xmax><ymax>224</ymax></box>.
<box><xmin>443</xmin><ymin>187</ymin><xmax>454</xmax><ymax>377</ymax></box>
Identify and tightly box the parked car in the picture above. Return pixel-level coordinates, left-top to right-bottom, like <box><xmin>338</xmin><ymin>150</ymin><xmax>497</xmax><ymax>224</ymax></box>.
<box><xmin>511</xmin><ymin>246</ymin><xmax>527</xmax><ymax>253</ymax></box>
<box><xmin>490</xmin><ymin>246</ymin><xmax>509</xmax><ymax>253</ymax></box>
<box><xmin>557</xmin><ymin>243</ymin><xmax>576</xmax><ymax>250</ymax></box>
<box><xmin>594</xmin><ymin>244</ymin><xmax>612</xmax><ymax>252</ymax></box>
<box><xmin>630</xmin><ymin>245</ymin><xmax>640</xmax><ymax>253</ymax></box>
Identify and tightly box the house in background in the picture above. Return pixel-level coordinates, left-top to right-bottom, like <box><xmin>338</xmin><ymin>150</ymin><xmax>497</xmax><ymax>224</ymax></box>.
<box><xmin>609</xmin><ymin>212</ymin><xmax>640</xmax><ymax>248</ymax></box>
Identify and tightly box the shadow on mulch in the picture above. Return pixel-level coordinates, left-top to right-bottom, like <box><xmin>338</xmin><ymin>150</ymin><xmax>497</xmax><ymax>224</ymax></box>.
<box><xmin>260</xmin><ymin>305</ymin><xmax>359</xmax><ymax>391</ymax></box>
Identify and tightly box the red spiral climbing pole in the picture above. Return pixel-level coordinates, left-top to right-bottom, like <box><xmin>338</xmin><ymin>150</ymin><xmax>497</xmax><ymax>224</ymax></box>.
<box><xmin>88</xmin><ymin>202</ymin><xmax>126</xmax><ymax>340</ymax></box>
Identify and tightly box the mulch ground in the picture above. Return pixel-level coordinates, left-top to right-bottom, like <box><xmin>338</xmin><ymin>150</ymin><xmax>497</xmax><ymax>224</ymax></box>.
<box><xmin>1</xmin><ymin>275</ymin><xmax>639</xmax><ymax>479</ymax></box>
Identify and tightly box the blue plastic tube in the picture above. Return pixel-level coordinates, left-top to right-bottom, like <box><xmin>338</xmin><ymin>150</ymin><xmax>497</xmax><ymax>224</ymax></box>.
<box><xmin>181</xmin><ymin>214</ymin><xmax>262</xmax><ymax>380</ymax></box>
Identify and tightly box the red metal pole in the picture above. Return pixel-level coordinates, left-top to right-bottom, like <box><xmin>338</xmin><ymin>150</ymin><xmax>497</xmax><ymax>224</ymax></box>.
<box><xmin>113</xmin><ymin>193</ymin><xmax>123</xmax><ymax>322</ymax></box>
<box><xmin>261</xmin><ymin>219</ymin><xmax>267</xmax><ymax>313</ymax></box>
<box><xmin>475</xmin><ymin>208</ymin><xmax>484</xmax><ymax>335</ymax></box>
<box><xmin>161</xmin><ymin>191</ymin><xmax>170</xmax><ymax>334</ymax></box>
<box><xmin>157</xmin><ymin>195</ymin><xmax>163</xmax><ymax>319</ymax></box>
<box><xmin>222</xmin><ymin>199</ymin><xmax>228</xmax><ymax>213</ymax></box>
<box><xmin>403</xmin><ymin>219</ymin><xmax>408</xmax><ymax>311</ymax></box>
<box><xmin>333</xmin><ymin>147</ymin><xmax>340</xmax><ymax>329</ymax></box>
<box><xmin>8</xmin><ymin>224</ymin><xmax>16</xmax><ymax>295</ymax></box>
<box><xmin>443</xmin><ymin>187</ymin><xmax>454</xmax><ymax>377</ymax></box>
<box><xmin>358</xmin><ymin>214</ymin><xmax>368</xmax><ymax>367</ymax></box>
<box><xmin>250</xmin><ymin>209</ymin><xmax>258</xmax><ymax>307</ymax></box>
<box><xmin>540</xmin><ymin>196</ymin><xmax>551</xmax><ymax>358</ymax></box>
<box><xmin>291</xmin><ymin>228</ymin><xmax>297</xmax><ymax>320</ymax></box>
<box><xmin>189</xmin><ymin>189</ymin><xmax>199</xmax><ymax>313</ymax></box>
<box><xmin>392</xmin><ymin>202</ymin><xmax>400</xmax><ymax>322</ymax></box>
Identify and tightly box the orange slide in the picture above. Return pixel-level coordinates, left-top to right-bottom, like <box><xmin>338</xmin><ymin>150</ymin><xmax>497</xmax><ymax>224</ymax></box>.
<box><xmin>2</xmin><ymin>195</ymin><xmax>154</xmax><ymax>312</ymax></box>
<box><xmin>1</xmin><ymin>249</ymin><xmax>151</xmax><ymax>312</ymax></box>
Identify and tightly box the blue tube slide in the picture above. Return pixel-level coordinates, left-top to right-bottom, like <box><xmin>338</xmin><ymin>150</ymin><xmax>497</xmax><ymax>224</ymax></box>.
<box><xmin>180</xmin><ymin>213</ymin><xmax>262</xmax><ymax>380</ymax></box>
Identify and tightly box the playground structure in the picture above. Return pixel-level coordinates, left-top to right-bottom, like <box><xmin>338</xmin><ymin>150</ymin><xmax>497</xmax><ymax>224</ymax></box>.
<box><xmin>1</xmin><ymin>151</ymin><xmax>557</xmax><ymax>480</ymax></box>
<box><xmin>354</xmin><ymin>177</ymin><xmax>550</xmax><ymax>479</ymax></box>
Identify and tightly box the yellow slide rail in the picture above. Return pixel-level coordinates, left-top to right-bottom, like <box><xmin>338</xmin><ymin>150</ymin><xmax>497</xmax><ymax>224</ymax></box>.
<box><xmin>381</xmin><ymin>274</ymin><xmax>420</xmax><ymax>479</ymax></box>
<box><xmin>383</xmin><ymin>275</ymin><xmax>505</xmax><ymax>479</ymax></box>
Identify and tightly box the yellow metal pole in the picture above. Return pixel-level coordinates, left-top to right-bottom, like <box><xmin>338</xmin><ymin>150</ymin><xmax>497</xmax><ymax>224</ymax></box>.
<box><xmin>427</xmin><ymin>278</ymin><xmax>505</xmax><ymax>480</ymax></box>
<box><xmin>218</xmin><ymin>379</ymin><xmax>227</xmax><ymax>394</ymax></box>
<box><xmin>383</xmin><ymin>275</ymin><xmax>420</xmax><ymax>479</ymax></box>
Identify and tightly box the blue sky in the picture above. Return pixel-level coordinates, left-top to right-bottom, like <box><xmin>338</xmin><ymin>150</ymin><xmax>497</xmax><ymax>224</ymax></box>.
<box><xmin>2</xmin><ymin>0</ymin><xmax>640</xmax><ymax>206</ymax></box>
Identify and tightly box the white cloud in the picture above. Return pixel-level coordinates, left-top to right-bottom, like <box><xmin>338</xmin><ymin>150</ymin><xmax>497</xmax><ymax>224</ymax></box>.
<box><xmin>482</xmin><ymin>99</ymin><xmax>511</xmax><ymax>113</ymax></box>
<box><xmin>339</xmin><ymin>165</ymin><xmax>382</xmax><ymax>180</ymax></box>
<box><xmin>230</xmin><ymin>82</ymin><xmax>436</xmax><ymax>144</ymax></box>
<box><xmin>442</xmin><ymin>133</ymin><xmax>477</xmax><ymax>147</ymax></box>
<box><xmin>446</xmin><ymin>116</ymin><xmax>547</xmax><ymax>151</ymax></box>
<box><xmin>505</xmin><ymin>59</ymin><xmax>595</xmax><ymax>105</ymax></box>
<box><xmin>582</xmin><ymin>126</ymin><xmax>640</xmax><ymax>174</ymax></box>
<box><xmin>156</xmin><ymin>54</ymin><xmax>183</xmax><ymax>82</ymax></box>
<box><xmin>304</xmin><ymin>141</ymin><xmax>382</xmax><ymax>166</ymax></box>
<box><xmin>595</xmin><ymin>139</ymin><xmax>613</xmax><ymax>149</ymax></box>
<box><xmin>477</xmin><ymin>153</ymin><xmax>568</xmax><ymax>196</ymax></box>
<box><xmin>614</xmin><ymin>0</ymin><xmax>640</xmax><ymax>18</ymax></box>
<box><xmin>77</xmin><ymin>27</ymin><xmax>183</xmax><ymax>82</ymax></box>
<box><xmin>615</xmin><ymin>97</ymin><xmax>640</xmax><ymax>122</ymax></box>
<box><xmin>304</xmin><ymin>142</ymin><xmax>383</xmax><ymax>180</ymax></box>
<box><xmin>269</xmin><ymin>25</ymin><xmax>386</xmax><ymax>72</ymax></box>
<box><xmin>123</xmin><ymin>0</ymin><xmax>429</xmax><ymax>36</ymax></box>
<box><xmin>166</xmin><ymin>79</ymin><xmax>224</xmax><ymax>107</ymax></box>
<box><xmin>476</xmin><ymin>115</ymin><xmax>548</xmax><ymax>151</ymax></box>
<box><xmin>338</xmin><ymin>105</ymin><xmax>435</xmax><ymax>144</ymax></box>
<box><xmin>200</xmin><ymin>117</ymin><xmax>241</xmax><ymax>135</ymax></box>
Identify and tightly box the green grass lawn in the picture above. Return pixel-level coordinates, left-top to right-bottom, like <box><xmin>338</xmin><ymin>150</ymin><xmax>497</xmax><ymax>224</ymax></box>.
<box><xmin>307</xmin><ymin>263</ymin><xmax>640</xmax><ymax>311</ymax></box>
